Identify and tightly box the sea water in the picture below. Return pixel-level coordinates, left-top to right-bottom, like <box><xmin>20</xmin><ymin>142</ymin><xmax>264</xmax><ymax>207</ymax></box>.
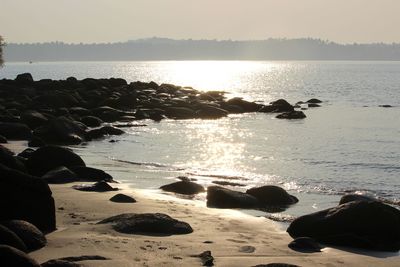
<box><xmin>1</xmin><ymin>61</ymin><xmax>399</xmax><ymax>218</ymax></box>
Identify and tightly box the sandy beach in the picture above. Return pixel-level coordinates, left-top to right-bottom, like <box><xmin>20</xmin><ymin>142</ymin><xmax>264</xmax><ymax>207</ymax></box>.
<box><xmin>25</xmin><ymin>182</ymin><xmax>399</xmax><ymax>267</ymax></box>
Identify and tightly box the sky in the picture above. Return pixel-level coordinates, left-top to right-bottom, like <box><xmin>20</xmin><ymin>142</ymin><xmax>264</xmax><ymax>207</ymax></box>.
<box><xmin>1</xmin><ymin>0</ymin><xmax>400</xmax><ymax>44</ymax></box>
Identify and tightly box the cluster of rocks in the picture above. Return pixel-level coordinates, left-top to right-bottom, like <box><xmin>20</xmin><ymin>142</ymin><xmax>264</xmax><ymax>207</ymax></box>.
<box><xmin>287</xmin><ymin>194</ymin><xmax>400</xmax><ymax>252</ymax></box>
<box><xmin>0</xmin><ymin>73</ymin><xmax>319</xmax><ymax>146</ymax></box>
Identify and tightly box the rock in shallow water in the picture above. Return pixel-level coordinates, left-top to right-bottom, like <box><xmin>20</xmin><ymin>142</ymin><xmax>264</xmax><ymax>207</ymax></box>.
<box><xmin>287</xmin><ymin>201</ymin><xmax>400</xmax><ymax>251</ymax></box>
<box><xmin>276</xmin><ymin>111</ymin><xmax>306</xmax><ymax>119</ymax></box>
<box><xmin>206</xmin><ymin>186</ymin><xmax>258</xmax><ymax>209</ymax></box>
<box><xmin>160</xmin><ymin>181</ymin><xmax>205</xmax><ymax>195</ymax></box>
<box><xmin>246</xmin><ymin>185</ymin><xmax>298</xmax><ymax>206</ymax></box>
<box><xmin>98</xmin><ymin>213</ymin><xmax>193</xmax><ymax>235</ymax></box>
<box><xmin>72</xmin><ymin>181</ymin><xmax>118</xmax><ymax>192</ymax></box>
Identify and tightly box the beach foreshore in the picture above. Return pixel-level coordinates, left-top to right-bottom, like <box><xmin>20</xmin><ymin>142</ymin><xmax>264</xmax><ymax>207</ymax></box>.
<box><xmin>24</xmin><ymin>183</ymin><xmax>399</xmax><ymax>267</ymax></box>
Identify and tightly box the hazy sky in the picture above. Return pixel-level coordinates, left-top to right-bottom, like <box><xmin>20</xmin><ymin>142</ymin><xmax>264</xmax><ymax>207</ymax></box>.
<box><xmin>1</xmin><ymin>0</ymin><xmax>400</xmax><ymax>44</ymax></box>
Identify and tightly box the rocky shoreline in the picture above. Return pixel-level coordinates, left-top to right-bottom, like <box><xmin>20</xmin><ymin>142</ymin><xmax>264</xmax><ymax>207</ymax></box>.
<box><xmin>1</xmin><ymin>74</ymin><xmax>399</xmax><ymax>266</ymax></box>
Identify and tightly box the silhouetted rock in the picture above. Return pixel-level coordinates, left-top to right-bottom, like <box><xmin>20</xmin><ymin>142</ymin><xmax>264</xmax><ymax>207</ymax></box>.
<box><xmin>0</xmin><ymin>145</ymin><xmax>27</xmax><ymax>172</ymax></box>
<box><xmin>98</xmin><ymin>213</ymin><xmax>193</xmax><ymax>235</ymax></box>
<box><xmin>26</xmin><ymin>145</ymin><xmax>86</xmax><ymax>176</ymax></box>
<box><xmin>308</xmin><ymin>103</ymin><xmax>321</xmax><ymax>108</ymax></box>
<box><xmin>72</xmin><ymin>181</ymin><xmax>118</xmax><ymax>192</ymax></box>
<box><xmin>0</xmin><ymin>220</ymin><xmax>46</xmax><ymax>252</ymax></box>
<box><xmin>33</xmin><ymin>117</ymin><xmax>86</xmax><ymax>145</ymax></box>
<box><xmin>306</xmin><ymin>98</ymin><xmax>322</xmax><ymax>103</ymax></box>
<box><xmin>20</xmin><ymin>110</ymin><xmax>49</xmax><ymax>129</ymax></box>
<box><xmin>70</xmin><ymin>166</ymin><xmax>114</xmax><ymax>182</ymax></box>
<box><xmin>42</xmin><ymin>166</ymin><xmax>78</xmax><ymax>184</ymax></box>
<box><xmin>28</xmin><ymin>136</ymin><xmax>46</xmax><ymax>147</ymax></box>
<box><xmin>226</xmin><ymin>98</ymin><xmax>261</xmax><ymax>112</ymax></box>
<box><xmin>0</xmin><ymin>122</ymin><xmax>32</xmax><ymax>140</ymax></box>
<box><xmin>206</xmin><ymin>186</ymin><xmax>258</xmax><ymax>209</ymax></box>
<box><xmin>15</xmin><ymin>73</ymin><xmax>34</xmax><ymax>85</ymax></box>
<box><xmin>339</xmin><ymin>194</ymin><xmax>378</xmax><ymax>205</ymax></box>
<box><xmin>260</xmin><ymin>99</ymin><xmax>294</xmax><ymax>113</ymax></box>
<box><xmin>276</xmin><ymin>111</ymin><xmax>306</xmax><ymax>119</ymax></box>
<box><xmin>0</xmin><ymin>135</ymin><xmax>7</xmax><ymax>143</ymax></box>
<box><xmin>196</xmin><ymin>105</ymin><xmax>228</xmax><ymax>119</ymax></box>
<box><xmin>0</xmin><ymin>164</ymin><xmax>56</xmax><ymax>232</ymax></box>
<box><xmin>99</xmin><ymin>126</ymin><xmax>124</xmax><ymax>135</ymax></box>
<box><xmin>80</xmin><ymin>116</ymin><xmax>103</xmax><ymax>127</ymax></box>
<box><xmin>287</xmin><ymin>201</ymin><xmax>400</xmax><ymax>251</ymax></box>
<box><xmin>0</xmin><ymin>245</ymin><xmax>40</xmax><ymax>267</ymax></box>
<box><xmin>246</xmin><ymin>185</ymin><xmax>298</xmax><ymax>206</ymax></box>
<box><xmin>109</xmin><ymin>193</ymin><xmax>136</xmax><ymax>203</ymax></box>
<box><xmin>160</xmin><ymin>181</ymin><xmax>205</xmax><ymax>195</ymax></box>
<box><xmin>288</xmin><ymin>237</ymin><xmax>321</xmax><ymax>253</ymax></box>
<box><xmin>164</xmin><ymin>107</ymin><xmax>196</xmax><ymax>119</ymax></box>
<box><xmin>0</xmin><ymin>224</ymin><xmax>27</xmax><ymax>252</ymax></box>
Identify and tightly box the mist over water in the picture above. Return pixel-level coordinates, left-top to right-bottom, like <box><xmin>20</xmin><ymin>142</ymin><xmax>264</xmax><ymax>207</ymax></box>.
<box><xmin>2</xmin><ymin>61</ymin><xmax>399</xmax><ymax>217</ymax></box>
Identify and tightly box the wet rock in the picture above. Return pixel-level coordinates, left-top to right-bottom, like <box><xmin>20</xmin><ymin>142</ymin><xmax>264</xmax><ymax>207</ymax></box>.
<box><xmin>0</xmin><ymin>164</ymin><xmax>56</xmax><ymax>232</ymax></box>
<box><xmin>72</xmin><ymin>181</ymin><xmax>118</xmax><ymax>192</ymax></box>
<box><xmin>28</xmin><ymin>136</ymin><xmax>46</xmax><ymax>147</ymax></box>
<box><xmin>0</xmin><ymin>220</ymin><xmax>46</xmax><ymax>252</ymax></box>
<box><xmin>26</xmin><ymin>145</ymin><xmax>86</xmax><ymax>176</ymax></box>
<box><xmin>164</xmin><ymin>107</ymin><xmax>196</xmax><ymax>119</ymax></box>
<box><xmin>196</xmin><ymin>106</ymin><xmax>228</xmax><ymax>119</ymax></box>
<box><xmin>287</xmin><ymin>201</ymin><xmax>400</xmax><ymax>251</ymax></box>
<box><xmin>226</xmin><ymin>98</ymin><xmax>261</xmax><ymax>112</ymax></box>
<box><xmin>0</xmin><ymin>224</ymin><xmax>27</xmax><ymax>252</ymax></box>
<box><xmin>42</xmin><ymin>166</ymin><xmax>78</xmax><ymax>184</ymax></box>
<box><xmin>260</xmin><ymin>99</ymin><xmax>294</xmax><ymax>113</ymax></box>
<box><xmin>70</xmin><ymin>166</ymin><xmax>114</xmax><ymax>182</ymax></box>
<box><xmin>98</xmin><ymin>213</ymin><xmax>193</xmax><ymax>235</ymax></box>
<box><xmin>246</xmin><ymin>185</ymin><xmax>298</xmax><ymax>206</ymax></box>
<box><xmin>276</xmin><ymin>111</ymin><xmax>306</xmax><ymax>119</ymax></box>
<box><xmin>0</xmin><ymin>245</ymin><xmax>40</xmax><ymax>267</ymax></box>
<box><xmin>0</xmin><ymin>122</ymin><xmax>32</xmax><ymax>140</ymax></box>
<box><xmin>206</xmin><ymin>186</ymin><xmax>258</xmax><ymax>209</ymax></box>
<box><xmin>288</xmin><ymin>237</ymin><xmax>321</xmax><ymax>253</ymax></box>
<box><xmin>308</xmin><ymin>103</ymin><xmax>321</xmax><ymax>108</ymax></box>
<box><xmin>212</xmin><ymin>181</ymin><xmax>245</xmax><ymax>187</ymax></box>
<box><xmin>99</xmin><ymin>126</ymin><xmax>125</xmax><ymax>136</ymax></box>
<box><xmin>109</xmin><ymin>193</ymin><xmax>136</xmax><ymax>203</ymax></box>
<box><xmin>160</xmin><ymin>181</ymin><xmax>205</xmax><ymax>195</ymax></box>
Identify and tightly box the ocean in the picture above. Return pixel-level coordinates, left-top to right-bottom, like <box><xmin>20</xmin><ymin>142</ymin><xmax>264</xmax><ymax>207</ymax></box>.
<box><xmin>1</xmin><ymin>61</ymin><xmax>399</xmax><ymax>219</ymax></box>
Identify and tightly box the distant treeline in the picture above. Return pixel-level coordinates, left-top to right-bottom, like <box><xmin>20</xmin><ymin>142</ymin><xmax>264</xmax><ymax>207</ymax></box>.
<box><xmin>4</xmin><ymin>38</ymin><xmax>400</xmax><ymax>61</ymax></box>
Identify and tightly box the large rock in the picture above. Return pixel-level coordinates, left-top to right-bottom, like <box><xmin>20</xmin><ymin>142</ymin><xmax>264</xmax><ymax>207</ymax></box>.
<box><xmin>80</xmin><ymin>116</ymin><xmax>103</xmax><ymax>127</ymax></box>
<box><xmin>70</xmin><ymin>166</ymin><xmax>114</xmax><ymax>182</ymax></box>
<box><xmin>26</xmin><ymin>146</ymin><xmax>86</xmax><ymax>176</ymax></box>
<box><xmin>0</xmin><ymin>122</ymin><xmax>32</xmax><ymax>140</ymax></box>
<box><xmin>225</xmin><ymin>98</ymin><xmax>261</xmax><ymax>112</ymax></box>
<box><xmin>42</xmin><ymin>166</ymin><xmax>78</xmax><ymax>184</ymax></box>
<box><xmin>15</xmin><ymin>73</ymin><xmax>34</xmax><ymax>85</ymax></box>
<box><xmin>260</xmin><ymin>99</ymin><xmax>294</xmax><ymax>113</ymax></box>
<box><xmin>246</xmin><ymin>185</ymin><xmax>298</xmax><ymax>206</ymax></box>
<box><xmin>287</xmin><ymin>201</ymin><xmax>400</xmax><ymax>251</ymax></box>
<box><xmin>206</xmin><ymin>186</ymin><xmax>258</xmax><ymax>209</ymax></box>
<box><xmin>0</xmin><ymin>224</ymin><xmax>27</xmax><ymax>252</ymax></box>
<box><xmin>196</xmin><ymin>105</ymin><xmax>228</xmax><ymax>119</ymax></box>
<box><xmin>0</xmin><ymin>245</ymin><xmax>40</xmax><ymax>267</ymax></box>
<box><xmin>339</xmin><ymin>193</ymin><xmax>377</xmax><ymax>205</ymax></box>
<box><xmin>164</xmin><ymin>107</ymin><xmax>196</xmax><ymax>119</ymax></box>
<box><xmin>72</xmin><ymin>181</ymin><xmax>118</xmax><ymax>192</ymax></box>
<box><xmin>98</xmin><ymin>213</ymin><xmax>193</xmax><ymax>235</ymax></box>
<box><xmin>109</xmin><ymin>194</ymin><xmax>136</xmax><ymax>203</ymax></box>
<box><xmin>33</xmin><ymin>116</ymin><xmax>86</xmax><ymax>145</ymax></box>
<box><xmin>0</xmin><ymin>164</ymin><xmax>56</xmax><ymax>232</ymax></box>
<box><xmin>0</xmin><ymin>220</ymin><xmax>46</xmax><ymax>252</ymax></box>
<box><xmin>276</xmin><ymin>111</ymin><xmax>306</xmax><ymax>119</ymax></box>
<box><xmin>20</xmin><ymin>110</ymin><xmax>49</xmax><ymax>130</ymax></box>
<box><xmin>0</xmin><ymin>145</ymin><xmax>27</xmax><ymax>172</ymax></box>
<box><xmin>160</xmin><ymin>181</ymin><xmax>205</xmax><ymax>195</ymax></box>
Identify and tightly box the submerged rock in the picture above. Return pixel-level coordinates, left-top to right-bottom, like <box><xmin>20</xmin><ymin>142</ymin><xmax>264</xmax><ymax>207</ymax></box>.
<box><xmin>160</xmin><ymin>181</ymin><xmax>205</xmax><ymax>195</ymax></box>
<box><xmin>246</xmin><ymin>185</ymin><xmax>298</xmax><ymax>206</ymax></box>
<box><xmin>98</xmin><ymin>213</ymin><xmax>193</xmax><ymax>235</ymax></box>
<box><xmin>287</xmin><ymin>201</ymin><xmax>400</xmax><ymax>251</ymax></box>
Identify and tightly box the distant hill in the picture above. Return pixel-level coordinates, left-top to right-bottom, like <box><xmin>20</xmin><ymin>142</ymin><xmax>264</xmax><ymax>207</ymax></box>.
<box><xmin>4</xmin><ymin>38</ymin><xmax>400</xmax><ymax>61</ymax></box>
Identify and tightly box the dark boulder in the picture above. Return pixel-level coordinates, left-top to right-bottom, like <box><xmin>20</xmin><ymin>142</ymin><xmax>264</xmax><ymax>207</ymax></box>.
<box><xmin>196</xmin><ymin>106</ymin><xmax>228</xmax><ymax>119</ymax></box>
<box><xmin>0</xmin><ymin>245</ymin><xmax>40</xmax><ymax>267</ymax></box>
<box><xmin>0</xmin><ymin>220</ymin><xmax>46</xmax><ymax>252</ymax></box>
<box><xmin>226</xmin><ymin>98</ymin><xmax>261</xmax><ymax>112</ymax></box>
<box><xmin>306</xmin><ymin>98</ymin><xmax>322</xmax><ymax>104</ymax></box>
<box><xmin>0</xmin><ymin>164</ymin><xmax>56</xmax><ymax>232</ymax></box>
<box><xmin>308</xmin><ymin>103</ymin><xmax>321</xmax><ymax>108</ymax></box>
<box><xmin>20</xmin><ymin>110</ymin><xmax>49</xmax><ymax>129</ymax></box>
<box><xmin>276</xmin><ymin>111</ymin><xmax>306</xmax><ymax>119</ymax></box>
<box><xmin>0</xmin><ymin>122</ymin><xmax>32</xmax><ymax>140</ymax></box>
<box><xmin>80</xmin><ymin>116</ymin><xmax>103</xmax><ymax>127</ymax></box>
<box><xmin>98</xmin><ymin>213</ymin><xmax>193</xmax><ymax>235</ymax></box>
<box><xmin>288</xmin><ymin>237</ymin><xmax>322</xmax><ymax>253</ymax></box>
<box><xmin>160</xmin><ymin>181</ymin><xmax>205</xmax><ymax>195</ymax></box>
<box><xmin>15</xmin><ymin>73</ymin><xmax>34</xmax><ymax>85</ymax></box>
<box><xmin>26</xmin><ymin>145</ymin><xmax>86</xmax><ymax>176</ymax></box>
<box><xmin>42</xmin><ymin>166</ymin><xmax>78</xmax><ymax>184</ymax></box>
<box><xmin>164</xmin><ymin>107</ymin><xmax>196</xmax><ymax>119</ymax></box>
<box><xmin>287</xmin><ymin>201</ymin><xmax>400</xmax><ymax>251</ymax></box>
<box><xmin>109</xmin><ymin>194</ymin><xmax>136</xmax><ymax>203</ymax></box>
<box><xmin>0</xmin><ymin>145</ymin><xmax>27</xmax><ymax>172</ymax></box>
<box><xmin>41</xmin><ymin>259</ymin><xmax>82</xmax><ymax>267</ymax></box>
<box><xmin>260</xmin><ymin>99</ymin><xmax>294</xmax><ymax>113</ymax></box>
<box><xmin>0</xmin><ymin>224</ymin><xmax>27</xmax><ymax>252</ymax></box>
<box><xmin>17</xmin><ymin>148</ymin><xmax>35</xmax><ymax>159</ymax></box>
<box><xmin>206</xmin><ymin>186</ymin><xmax>258</xmax><ymax>209</ymax></box>
<box><xmin>70</xmin><ymin>166</ymin><xmax>114</xmax><ymax>182</ymax></box>
<box><xmin>339</xmin><ymin>194</ymin><xmax>378</xmax><ymax>205</ymax></box>
<box><xmin>72</xmin><ymin>181</ymin><xmax>118</xmax><ymax>192</ymax></box>
<box><xmin>28</xmin><ymin>136</ymin><xmax>46</xmax><ymax>148</ymax></box>
<box><xmin>33</xmin><ymin>116</ymin><xmax>86</xmax><ymax>145</ymax></box>
<box><xmin>246</xmin><ymin>185</ymin><xmax>298</xmax><ymax>206</ymax></box>
<box><xmin>99</xmin><ymin>126</ymin><xmax>124</xmax><ymax>136</ymax></box>
<box><xmin>0</xmin><ymin>135</ymin><xmax>7</xmax><ymax>143</ymax></box>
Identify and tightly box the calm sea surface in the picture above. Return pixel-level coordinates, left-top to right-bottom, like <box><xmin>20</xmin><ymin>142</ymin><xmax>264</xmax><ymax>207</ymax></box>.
<box><xmin>1</xmin><ymin>61</ymin><xmax>399</xmax><ymax>218</ymax></box>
